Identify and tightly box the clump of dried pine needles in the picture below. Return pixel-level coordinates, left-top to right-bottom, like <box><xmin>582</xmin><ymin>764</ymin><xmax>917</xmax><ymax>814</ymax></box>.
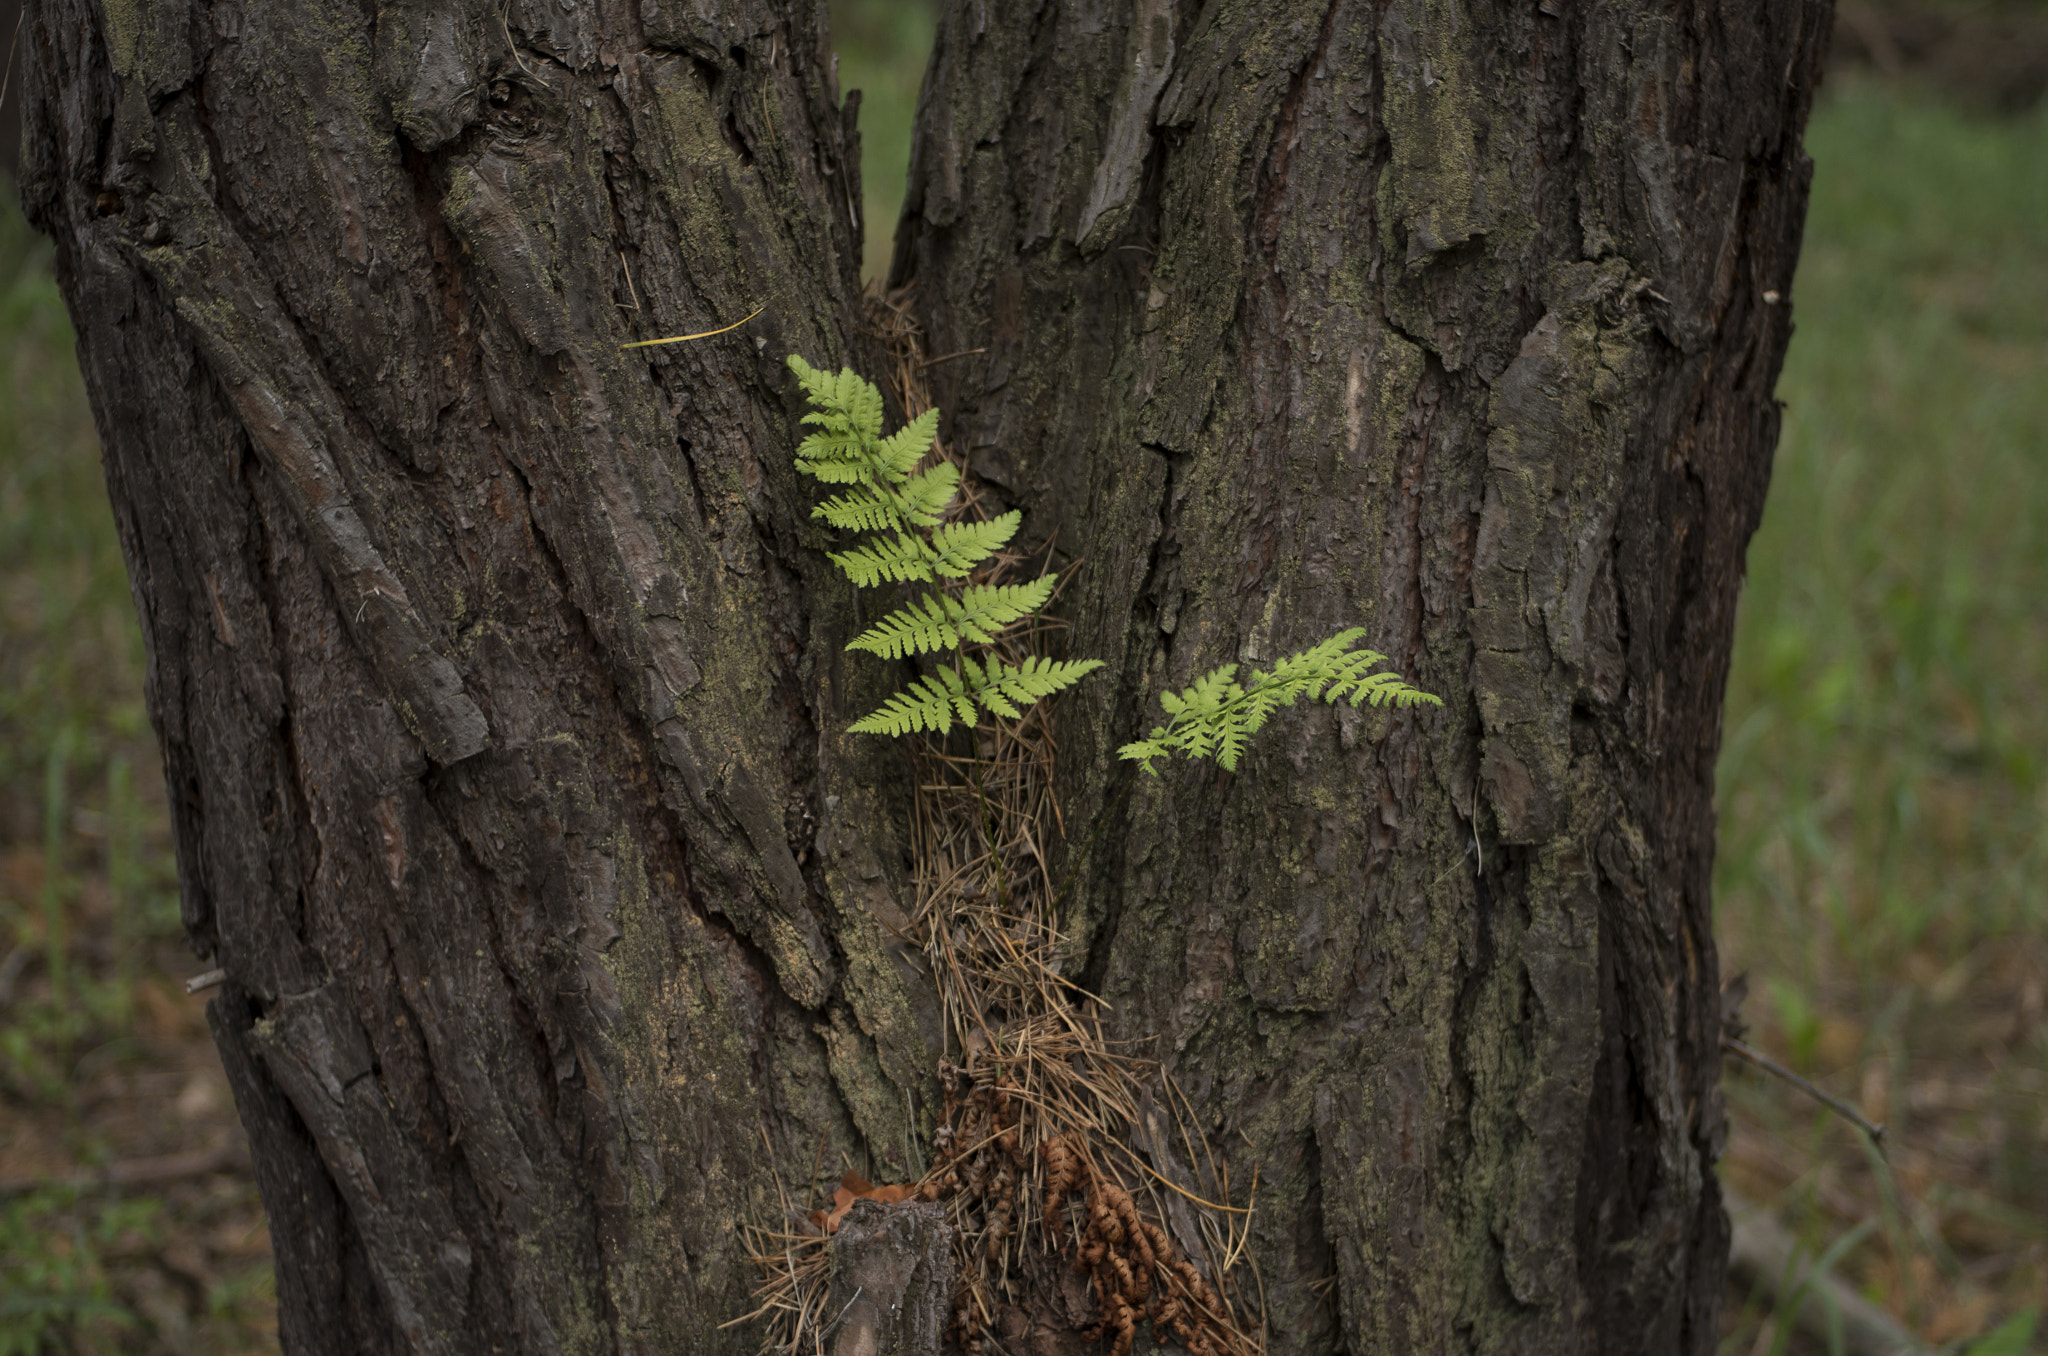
<box><xmin>730</xmin><ymin>289</ymin><xmax>1263</xmax><ymax>1356</ymax></box>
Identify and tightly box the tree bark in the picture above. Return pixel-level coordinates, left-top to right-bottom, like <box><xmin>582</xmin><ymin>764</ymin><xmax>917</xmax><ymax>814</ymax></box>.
<box><xmin>18</xmin><ymin>0</ymin><xmax>1830</xmax><ymax>1351</ymax></box>
<box><xmin>889</xmin><ymin>3</ymin><xmax>1831</xmax><ymax>1351</ymax></box>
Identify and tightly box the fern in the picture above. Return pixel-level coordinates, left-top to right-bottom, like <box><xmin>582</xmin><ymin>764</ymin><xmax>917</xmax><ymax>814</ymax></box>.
<box><xmin>849</xmin><ymin>578</ymin><xmax>1060</xmax><ymax>659</ymax></box>
<box><xmin>963</xmin><ymin>655</ymin><xmax>1105</xmax><ymax>720</ymax></box>
<box><xmin>845</xmin><ymin>655</ymin><xmax>1105</xmax><ymax>736</ymax></box>
<box><xmin>874</xmin><ymin>411</ymin><xmax>944</xmax><ymax>482</ymax></box>
<box><xmin>829</xmin><ymin>532</ymin><xmax>941</xmax><ymax>587</ymax></box>
<box><xmin>892</xmin><ymin>463</ymin><xmax>964</xmax><ymax>526</ymax></box>
<box><xmin>790</xmin><ymin>357</ymin><xmax>1095</xmax><ymax>737</ymax></box>
<box><xmin>811</xmin><ymin>462</ymin><xmax>962</xmax><ymax>533</ymax></box>
<box><xmin>847</xmin><ymin>669</ymin><xmax>980</xmax><ymax>737</ymax></box>
<box><xmin>1119</xmin><ymin>628</ymin><xmax>1442</xmax><ymax>776</ymax></box>
<box><xmin>790</xmin><ymin>356</ymin><xmax>1430</xmax><ymax>766</ymax></box>
<box><xmin>929</xmin><ymin>512</ymin><xmax>1021</xmax><ymax>577</ymax></box>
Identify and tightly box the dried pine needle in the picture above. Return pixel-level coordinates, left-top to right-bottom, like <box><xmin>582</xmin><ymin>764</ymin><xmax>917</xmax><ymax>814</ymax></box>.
<box><xmin>733</xmin><ymin>285</ymin><xmax>1262</xmax><ymax>1356</ymax></box>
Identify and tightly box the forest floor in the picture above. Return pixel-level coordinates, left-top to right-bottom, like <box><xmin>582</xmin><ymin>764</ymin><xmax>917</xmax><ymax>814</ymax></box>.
<box><xmin>1711</xmin><ymin>66</ymin><xmax>2047</xmax><ymax>1356</ymax></box>
<box><xmin>1</xmin><ymin>6</ymin><xmax>2044</xmax><ymax>1354</ymax></box>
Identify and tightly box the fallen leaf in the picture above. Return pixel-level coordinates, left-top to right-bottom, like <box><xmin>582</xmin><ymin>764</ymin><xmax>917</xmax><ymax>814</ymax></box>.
<box><xmin>816</xmin><ymin>1172</ymin><xmax>919</xmax><ymax>1234</ymax></box>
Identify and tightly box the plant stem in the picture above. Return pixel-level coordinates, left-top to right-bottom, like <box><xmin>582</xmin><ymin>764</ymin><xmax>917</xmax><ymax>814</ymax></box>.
<box><xmin>1722</xmin><ymin>1035</ymin><xmax>1887</xmax><ymax>1150</ymax></box>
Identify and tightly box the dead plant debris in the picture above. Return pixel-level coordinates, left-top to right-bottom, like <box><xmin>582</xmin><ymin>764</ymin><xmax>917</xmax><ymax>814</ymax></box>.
<box><xmin>734</xmin><ymin>287</ymin><xmax>1262</xmax><ymax>1356</ymax></box>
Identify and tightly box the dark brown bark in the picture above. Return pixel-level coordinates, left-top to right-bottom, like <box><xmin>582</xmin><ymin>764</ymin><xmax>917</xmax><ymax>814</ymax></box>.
<box><xmin>890</xmin><ymin>3</ymin><xmax>1829</xmax><ymax>1350</ymax></box>
<box><xmin>18</xmin><ymin>0</ymin><xmax>1829</xmax><ymax>1351</ymax></box>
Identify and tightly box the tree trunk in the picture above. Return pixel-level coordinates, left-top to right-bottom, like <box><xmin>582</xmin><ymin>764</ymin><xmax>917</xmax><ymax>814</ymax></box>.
<box><xmin>18</xmin><ymin>0</ymin><xmax>1830</xmax><ymax>1351</ymax></box>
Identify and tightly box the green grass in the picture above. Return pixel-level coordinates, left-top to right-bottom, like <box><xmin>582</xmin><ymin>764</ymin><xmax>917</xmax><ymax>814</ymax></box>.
<box><xmin>1718</xmin><ymin>77</ymin><xmax>2048</xmax><ymax>1010</ymax></box>
<box><xmin>1715</xmin><ymin>79</ymin><xmax>2048</xmax><ymax>1348</ymax></box>
<box><xmin>0</xmin><ymin>183</ymin><xmax>181</xmax><ymax>1080</ymax></box>
<box><xmin>828</xmin><ymin>0</ymin><xmax>937</xmax><ymax>285</ymax></box>
<box><xmin>0</xmin><ymin>1187</ymin><xmax>159</xmax><ymax>1355</ymax></box>
<box><xmin>1720</xmin><ymin>81</ymin><xmax>2048</xmax><ymax>973</ymax></box>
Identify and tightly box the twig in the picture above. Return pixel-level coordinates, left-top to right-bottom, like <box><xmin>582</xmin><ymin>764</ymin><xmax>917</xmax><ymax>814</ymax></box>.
<box><xmin>818</xmin><ymin>1286</ymin><xmax>863</xmax><ymax>1344</ymax></box>
<box><xmin>1722</xmin><ymin>1035</ymin><xmax>1888</xmax><ymax>1150</ymax></box>
<box><xmin>619</xmin><ymin>305</ymin><xmax>764</xmax><ymax>350</ymax></box>
<box><xmin>184</xmin><ymin>967</ymin><xmax>227</xmax><ymax>994</ymax></box>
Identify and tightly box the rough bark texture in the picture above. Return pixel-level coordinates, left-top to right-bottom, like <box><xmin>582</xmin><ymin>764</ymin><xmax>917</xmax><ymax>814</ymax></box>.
<box><xmin>890</xmin><ymin>3</ymin><xmax>1828</xmax><ymax>1351</ymax></box>
<box><xmin>19</xmin><ymin>0</ymin><xmax>1829</xmax><ymax>1351</ymax></box>
<box><xmin>826</xmin><ymin>1199</ymin><xmax>955</xmax><ymax>1356</ymax></box>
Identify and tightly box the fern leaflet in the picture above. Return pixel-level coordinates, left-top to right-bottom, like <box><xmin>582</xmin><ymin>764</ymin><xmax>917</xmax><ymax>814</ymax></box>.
<box><xmin>789</xmin><ymin>356</ymin><xmax>884</xmax><ymax>441</ymax></box>
<box><xmin>828</xmin><ymin>533</ymin><xmax>937</xmax><ymax>587</ymax></box>
<box><xmin>894</xmin><ymin>462</ymin><xmax>962</xmax><ymax>525</ymax></box>
<box><xmin>962</xmin><ymin>655</ymin><xmax>1106</xmax><ymax>720</ymax></box>
<box><xmin>875</xmin><ymin>409</ymin><xmax>942</xmax><ymax>482</ymax></box>
<box><xmin>810</xmin><ymin>489</ymin><xmax>902</xmax><ymax>534</ymax></box>
<box><xmin>789</xmin><ymin>355</ymin><xmax>936</xmax><ymax>491</ymax></box>
<box><xmin>848</xmin><ymin>668</ymin><xmax>979</xmax><ymax>737</ymax></box>
<box><xmin>811</xmin><ymin>464</ymin><xmax>961</xmax><ymax>534</ymax></box>
<box><xmin>928</xmin><ymin>512</ymin><xmax>1021</xmax><ymax>577</ymax></box>
<box><xmin>848</xmin><ymin>578</ymin><xmax>1059</xmax><ymax>659</ymax></box>
<box><xmin>1119</xmin><ymin>629</ymin><xmax>1441</xmax><ymax>775</ymax></box>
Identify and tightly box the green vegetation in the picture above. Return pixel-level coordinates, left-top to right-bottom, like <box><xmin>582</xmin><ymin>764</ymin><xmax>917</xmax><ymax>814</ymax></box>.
<box><xmin>789</xmin><ymin>354</ymin><xmax>1433</xmax><ymax>760</ymax></box>
<box><xmin>1715</xmin><ymin>78</ymin><xmax>2048</xmax><ymax>1350</ymax></box>
<box><xmin>827</xmin><ymin>0</ymin><xmax>938</xmax><ymax>285</ymax></box>
<box><xmin>0</xmin><ymin>1187</ymin><xmax>157</xmax><ymax>1354</ymax></box>
<box><xmin>1119</xmin><ymin>630</ymin><xmax>1439</xmax><ymax>775</ymax></box>
<box><xmin>788</xmin><ymin>355</ymin><xmax>1102</xmax><ymax>736</ymax></box>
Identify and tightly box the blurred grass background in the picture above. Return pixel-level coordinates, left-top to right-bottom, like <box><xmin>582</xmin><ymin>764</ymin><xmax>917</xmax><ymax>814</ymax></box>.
<box><xmin>1715</xmin><ymin>71</ymin><xmax>2048</xmax><ymax>1355</ymax></box>
<box><xmin>0</xmin><ymin>2</ymin><xmax>2042</xmax><ymax>1352</ymax></box>
<box><xmin>0</xmin><ymin>175</ymin><xmax>274</xmax><ymax>1350</ymax></box>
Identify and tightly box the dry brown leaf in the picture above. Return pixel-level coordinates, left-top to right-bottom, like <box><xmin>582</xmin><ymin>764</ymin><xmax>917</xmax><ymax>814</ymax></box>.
<box><xmin>812</xmin><ymin>1170</ymin><xmax>924</xmax><ymax>1235</ymax></box>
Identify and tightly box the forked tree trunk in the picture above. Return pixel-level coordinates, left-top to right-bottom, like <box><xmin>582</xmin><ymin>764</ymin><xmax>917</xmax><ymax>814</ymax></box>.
<box><xmin>20</xmin><ymin>0</ymin><xmax>1830</xmax><ymax>1351</ymax></box>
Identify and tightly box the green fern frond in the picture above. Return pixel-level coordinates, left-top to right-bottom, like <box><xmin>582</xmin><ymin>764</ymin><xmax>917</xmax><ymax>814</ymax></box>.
<box><xmin>895</xmin><ymin>462</ymin><xmax>961</xmax><ymax>526</ymax></box>
<box><xmin>811</xmin><ymin>463</ymin><xmax>962</xmax><ymax>534</ymax></box>
<box><xmin>1344</xmin><ymin>671</ymin><xmax>1443</xmax><ymax>709</ymax></box>
<box><xmin>828</xmin><ymin>533</ymin><xmax>937</xmax><ymax>587</ymax></box>
<box><xmin>848</xmin><ymin>667</ymin><xmax>979</xmax><ymax>737</ymax></box>
<box><xmin>963</xmin><ymin>655</ymin><xmax>1106</xmax><ymax>719</ymax></box>
<box><xmin>1118</xmin><ymin>736</ymin><xmax>1170</xmax><ymax>768</ymax></box>
<box><xmin>790</xmin><ymin>356</ymin><xmax>894</xmax><ymax>488</ymax></box>
<box><xmin>788</xmin><ymin>356</ymin><xmax>884</xmax><ymax>441</ymax></box>
<box><xmin>793</xmin><ymin>436</ymin><xmax>874</xmax><ymax>485</ymax></box>
<box><xmin>847</xmin><ymin>597</ymin><xmax>956</xmax><ymax>659</ymax></box>
<box><xmin>875</xmin><ymin>409</ymin><xmax>941</xmax><ymax>482</ymax></box>
<box><xmin>848</xmin><ymin>578</ymin><xmax>1059</xmax><ymax>659</ymax></box>
<box><xmin>928</xmin><ymin>511</ymin><xmax>1021</xmax><ymax>578</ymax></box>
<box><xmin>812</xmin><ymin>489</ymin><xmax>908</xmax><ymax>534</ymax></box>
<box><xmin>789</xmin><ymin>354</ymin><xmax>1103</xmax><ymax>739</ymax></box>
<box><xmin>1118</xmin><ymin>629</ymin><xmax>1441</xmax><ymax>775</ymax></box>
<box><xmin>952</xmin><ymin>577</ymin><xmax>1058</xmax><ymax>639</ymax></box>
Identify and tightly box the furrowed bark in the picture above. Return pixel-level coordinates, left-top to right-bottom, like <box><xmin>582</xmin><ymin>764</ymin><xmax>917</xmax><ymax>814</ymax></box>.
<box><xmin>22</xmin><ymin>0</ymin><xmax>934</xmax><ymax>1348</ymax></box>
<box><xmin>20</xmin><ymin>0</ymin><xmax>1831</xmax><ymax>1349</ymax></box>
<box><xmin>892</xmin><ymin>1</ymin><xmax>1829</xmax><ymax>1352</ymax></box>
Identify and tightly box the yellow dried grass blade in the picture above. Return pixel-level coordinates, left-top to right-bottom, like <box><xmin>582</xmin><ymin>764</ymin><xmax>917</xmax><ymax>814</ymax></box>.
<box><xmin>619</xmin><ymin>305</ymin><xmax>764</xmax><ymax>349</ymax></box>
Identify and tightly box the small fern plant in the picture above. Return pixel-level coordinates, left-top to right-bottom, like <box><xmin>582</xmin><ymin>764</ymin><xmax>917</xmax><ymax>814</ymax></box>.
<box><xmin>788</xmin><ymin>355</ymin><xmax>1103</xmax><ymax>735</ymax></box>
<box><xmin>1117</xmin><ymin>628</ymin><xmax>1442</xmax><ymax>776</ymax></box>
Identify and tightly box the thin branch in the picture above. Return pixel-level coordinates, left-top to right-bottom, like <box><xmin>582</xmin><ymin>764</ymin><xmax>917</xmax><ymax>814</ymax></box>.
<box><xmin>1722</xmin><ymin>1035</ymin><xmax>1888</xmax><ymax>1150</ymax></box>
